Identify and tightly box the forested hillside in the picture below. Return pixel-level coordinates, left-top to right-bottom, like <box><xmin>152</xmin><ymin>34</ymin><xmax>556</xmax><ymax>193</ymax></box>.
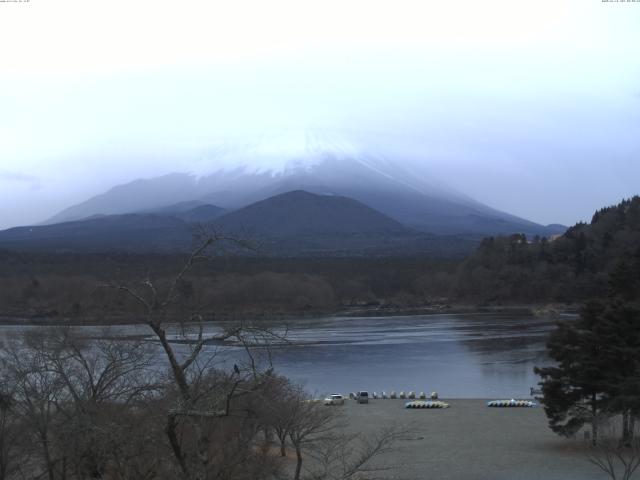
<box><xmin>455</xmin><ymin>196</ymin><xmax>640</xmax><ymax>303</ymax></box>
<box><xmin>1</xmin><ymin>197</ymin><xmax>637</xmax><ymax>321</ymax></box>
<box><xmin>0</xmin><ymin>252</ymin><xmax>458</xmax><ymax>320</ymax></box>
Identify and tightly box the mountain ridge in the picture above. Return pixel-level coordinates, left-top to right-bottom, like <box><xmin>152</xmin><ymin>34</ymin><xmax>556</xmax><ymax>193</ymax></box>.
<box><xmin>212</xmin><ymin>190</ymin><xmax>412</xmax><ymax>237</ymax></box>
<box><xmin>0</xmin><ymin>190</ymin><xmax>477</xmax><ymax>256</ymax></box>
<box><xmin>43</xmin><ymin>159</ymin><xmax>565</xmax><ymax>237</ymax></box>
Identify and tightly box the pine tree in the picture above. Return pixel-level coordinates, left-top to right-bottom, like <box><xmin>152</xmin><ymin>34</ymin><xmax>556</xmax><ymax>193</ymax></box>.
<box><xmin>535</xmin><ymin>302</ymin><xmax>611</xmax><ymax>445</ymax></box>
<box><xmin>609</xmin><ymin>249</ymin><xmax>640</xmax><ymax>303</ymax></box>
<box><xmin>536</xmin><ymin>301</ymin><xmax>640</xmax><ymax>445</ymax></box>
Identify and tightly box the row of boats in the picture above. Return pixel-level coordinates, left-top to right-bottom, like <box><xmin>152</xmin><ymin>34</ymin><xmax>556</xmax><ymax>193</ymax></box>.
<box><xmin>404</xmin><ymin>399</ymin><xmax>536</xmax><ymax>409</ymax></box>
<box><xmin>405</xmin><ymin>400</ymin><xmax>450</xmax><ymax>409</ymax></box>
<box><xmin>487</xmin><ymin>399</ymin><xmax>536</xmax><ymax>408</ymax></box>
<box><xmin>349</xmin><ymin>391</ymin><xmax>439</xmax><ymax>400</ymax></box>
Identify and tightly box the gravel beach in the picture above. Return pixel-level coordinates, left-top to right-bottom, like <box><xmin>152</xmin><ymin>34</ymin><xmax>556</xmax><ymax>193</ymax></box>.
<box><xmin>336</xmin><ymin>399</ymin><xmax>604</xmax><ymax>480</ymax></box>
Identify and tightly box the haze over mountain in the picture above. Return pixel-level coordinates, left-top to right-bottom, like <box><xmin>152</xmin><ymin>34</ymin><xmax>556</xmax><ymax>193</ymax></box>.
<box><xmin>2</xmin><ymin>2</ymin><xmax>638</xmax><ymax>231</ymax></box>
<box><xmin>43</xmin><ymin>132</ymin><xmax>564</xmax><ymax>238</ymax></box>
<box><xmin>0</xmin><ymin>190</ymin><xmax>479</xmax><ymax>256</ymax></box>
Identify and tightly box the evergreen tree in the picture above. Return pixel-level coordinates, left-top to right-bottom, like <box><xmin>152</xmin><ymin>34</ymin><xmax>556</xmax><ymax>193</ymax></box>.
<box><xmin>601</xmin><ymin>262</ymin><xmax>640</xmax><ymax>445</ymax></box>
<box><xmin>598</xmin><ymin>302</ymin><xmax>640</xmax><ymax>445</ymax></box>
<box><xmin>609</xmin><ymin>249</ymin><xmax>640</xmax><ymax>302</ymax></box>
<box><xmin>535</xmin><ymin>302</ymin><xmax>611</xmax><ymax>445</ymax></box>
<box><xmin>536</xmin><ymin>300</ymin><xmax>640</xmax><ymax>445</ymax></box>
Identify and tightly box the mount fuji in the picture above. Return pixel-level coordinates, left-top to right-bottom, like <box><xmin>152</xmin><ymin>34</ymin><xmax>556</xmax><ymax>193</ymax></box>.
<box><xmin>43</xmin><ymin>131</ymin><xmax>563</xmax><ymax>238</ymax></box>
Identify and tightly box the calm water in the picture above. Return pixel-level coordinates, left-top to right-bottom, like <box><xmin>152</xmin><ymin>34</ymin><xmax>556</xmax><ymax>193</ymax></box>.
<box><xmin>0</xmin><ymin>313</ymin><xmax>569</xmax><ymax>398</ymax></box>
<box><xmin>263</xmin><ymin>313</ymin><xmax>563</xmax><ymax>398</ymax></box>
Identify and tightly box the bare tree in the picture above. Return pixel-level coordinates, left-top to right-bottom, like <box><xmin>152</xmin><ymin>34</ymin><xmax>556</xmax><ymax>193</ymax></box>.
<box><xmin>588</xmin><ymin>421</ymin><xmax>640</xmax><ymax>480</ymax></box>
<box><xmin>45</xmin><ymin>327</ymin><xmax>160</xmax><ymax>479</ymax></box>
<box><xmin>0</xmin><ymin>388</ymin><xmax>30</xmax><ymax>480</ymax></box>
<box><xmin>260</xmin><ymin>375</ymin><xmax>301</xmax><ymax>458</ymax></box>
<box><xmin>276</xmin><ymin>387</ymin><xmax>403</xmax><ymax>480</ymax></box>
<box><xmin>2</xmin><ymin>335</ymin><xmax>68</xmax><ymax>480</ymax></box>
<box><xmin>308</xmin><ymin>427</ymin><xmax>403</xmax><ymax>480</ymax></box>
<box><xmin>1</xmin><ymin>327</ymin><xmax>161</xmax><ymax>480</ymax></box>
<box><xmin>100</xmin><ymin>231</ymin><xmax>288</xmax><ymax>479</ymax></box>
<box><xmin>287</xmin><ymin>396</ymin><xmax>337</xmax><ymax>480</ymax></box>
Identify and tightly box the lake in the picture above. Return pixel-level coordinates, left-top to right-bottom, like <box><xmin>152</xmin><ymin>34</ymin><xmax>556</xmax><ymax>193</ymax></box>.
<box><xmin>262</xmin><ymin>313</ymin><xmax>563</xmax><ymax>398</ymax></box>
<box><xmin>0</xmin><ymin>312</ymin><xmax>568</xmax><ymax>398</ymax></box>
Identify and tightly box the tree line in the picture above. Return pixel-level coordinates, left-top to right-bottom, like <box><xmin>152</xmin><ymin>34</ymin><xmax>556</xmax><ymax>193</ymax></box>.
<box><xmin>455</xmin><ymin>196</ymin><xmax>640</xmax><ymax>304</ymax></box>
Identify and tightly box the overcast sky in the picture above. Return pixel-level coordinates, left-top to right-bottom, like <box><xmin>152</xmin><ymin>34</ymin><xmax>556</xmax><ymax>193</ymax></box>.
<box><xmin>0</xmin><ymin>0</ymin><xmax>639</xmax><ymax>229</ymax></box>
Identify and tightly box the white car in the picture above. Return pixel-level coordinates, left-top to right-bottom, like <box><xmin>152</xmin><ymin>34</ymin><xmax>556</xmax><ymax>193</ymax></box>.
<box><xmin>324</xmin><ymin>394</ymin><xmax>345</xmax><ymax>406</ymax></box>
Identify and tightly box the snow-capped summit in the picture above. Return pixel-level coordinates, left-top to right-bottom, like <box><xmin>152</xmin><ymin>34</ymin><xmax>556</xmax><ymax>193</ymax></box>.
<box><xmin>43</xmin><ymin>130</ymin><xmax>563</xmax><ymax>237</ymax></box>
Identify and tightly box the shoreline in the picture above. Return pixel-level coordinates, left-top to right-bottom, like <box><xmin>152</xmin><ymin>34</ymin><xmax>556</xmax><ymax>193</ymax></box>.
<box><xmin>0</xmin><ymin>303</ymin><xmax>579</xmax><ymax>326</ymax></box>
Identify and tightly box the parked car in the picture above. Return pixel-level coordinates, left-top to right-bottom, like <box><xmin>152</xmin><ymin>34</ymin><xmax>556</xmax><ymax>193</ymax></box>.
<box><xmin>323</xmin><ymin>394</ymin><xmax>345</xmax><ymax>406</ymax></box>
<box><xmin>356</xmin><ymin>391</ymin><xmax>369</xmax><ymax>404</ymax></box>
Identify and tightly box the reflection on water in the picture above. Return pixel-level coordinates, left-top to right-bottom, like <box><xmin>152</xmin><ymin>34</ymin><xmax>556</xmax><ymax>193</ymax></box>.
<box><xmin>0</xmin><ymin>313</ymin><xmax>569</xmax><ymax>398</ymax></box>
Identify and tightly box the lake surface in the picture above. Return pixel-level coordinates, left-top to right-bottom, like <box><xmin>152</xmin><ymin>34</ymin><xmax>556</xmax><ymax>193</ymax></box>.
<box><xmin>263</xmin><ymin>313</ymin><xmax>562</xmax><ymax>398</ymax></box>
<box><xmin>0</xmin><ymin>312</ymin><xmax>569</xmax><ymax>398</ymax></box>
